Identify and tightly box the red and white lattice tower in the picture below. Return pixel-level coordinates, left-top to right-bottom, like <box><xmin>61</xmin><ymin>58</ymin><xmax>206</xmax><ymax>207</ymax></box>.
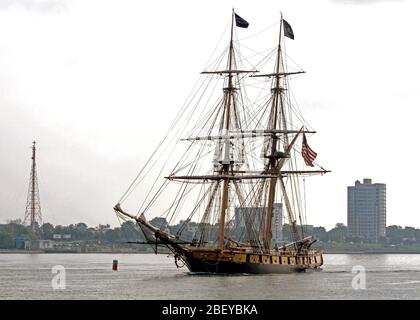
<box><xmin>23</xmin><ymin>141</ymin><xmax>43</xmax><ymax>232</ymax></box>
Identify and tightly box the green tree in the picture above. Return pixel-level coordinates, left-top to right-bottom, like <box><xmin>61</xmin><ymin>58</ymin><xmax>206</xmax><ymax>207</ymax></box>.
<box><xmin>42</xmin><ymin>223</ymin><xmax>55</xmax><ymax>239</ymax></box>
<box><xmin>328</xmin><ymin>223</ymin><xmax>347</xmax><ymax>242</ymax></box>
<box><xmin>415</xmin><ymin>229</ymin><xmax>420</xmax><ymax>243</ymax></box>
<box><xmin>150</xmin><ymin>217</ymin><xmax>168</xmax><ymax>229</ymax></box>
<box><xmin>120</xmin><ymin>221</ymin><xmax>143</xmax><ymax>242</ymax></box>
<box><xmin>386</xmin><ymin>225</ymin><xmax>403</xmax><ymax>244</ymax></box>
<box><xmin>313</xmin><ymin>226</ymin><xmax>328</xmax><ymax>242</ymax></box>
<box><xmin>76</xmin><ymin>222</ymin><xmax>88</xmax><ymax>231</ymax></box>
<box><xmin>104</xmin><ymin>228</ymin><xmax>121</xmax><ymax>243</ymax></box>
<box><xmin>0</xmin><ymin>233</ymin><xmax>14</xmax><ymax>249</ymax></box>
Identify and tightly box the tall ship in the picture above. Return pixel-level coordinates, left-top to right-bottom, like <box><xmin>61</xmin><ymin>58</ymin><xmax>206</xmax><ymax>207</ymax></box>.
<box><xmin>114</xmin><ymin>10</ymin><xmax>329</xmax><ymax>273</ymax></box>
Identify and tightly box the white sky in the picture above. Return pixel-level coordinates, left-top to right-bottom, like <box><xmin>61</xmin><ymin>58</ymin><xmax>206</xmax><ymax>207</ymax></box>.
<box><xmin>0</xmin><ymin>0</ymin><xmax>419</xmax><ymax>230</ymax></box>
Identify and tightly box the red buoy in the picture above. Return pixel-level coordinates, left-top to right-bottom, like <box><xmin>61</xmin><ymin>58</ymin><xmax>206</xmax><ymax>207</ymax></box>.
<box><xmin>112</xmin><ymin>259</ymin><xmax>118</xmax><ymax>271</ymax></box>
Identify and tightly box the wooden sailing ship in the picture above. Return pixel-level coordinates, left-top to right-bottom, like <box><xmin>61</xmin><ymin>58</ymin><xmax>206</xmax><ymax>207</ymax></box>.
<box><xmin>114</xmin><ymin>10</ymin><xmax>329</xmax><ymax>274</ymax></box>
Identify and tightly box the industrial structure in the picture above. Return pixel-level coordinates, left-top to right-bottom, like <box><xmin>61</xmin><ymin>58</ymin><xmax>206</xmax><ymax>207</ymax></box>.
<box><xmin>23</xmin><ymin>141</ymin><xmax>43</xmax><ymax>232</ymax></box>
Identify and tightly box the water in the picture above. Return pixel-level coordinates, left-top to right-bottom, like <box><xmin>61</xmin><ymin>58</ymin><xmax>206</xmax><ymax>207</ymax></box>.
<box><xmin>0</xmin><ymin>253</ymin><xmax>419</xmax><ymax>299</ymax></box>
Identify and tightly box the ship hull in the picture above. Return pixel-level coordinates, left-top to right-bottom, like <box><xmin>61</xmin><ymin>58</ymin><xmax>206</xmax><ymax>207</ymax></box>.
<box><xmin>181</xmin><ymin>250</ymin><xmax>323</xmax><ymax>274</ymax></box>
<box><xmin>185</xmin><ymin>258</ymin><xmax>307</xmax><ymax>273</ymax></box>
<box><xmin>113</xmin><ymin>206</ymin><xmax>323</xmax><ymax>274</ymax></box>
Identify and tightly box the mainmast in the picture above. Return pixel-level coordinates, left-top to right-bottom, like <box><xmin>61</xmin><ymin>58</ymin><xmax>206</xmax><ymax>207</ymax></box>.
<box><xmin>218</xmin><ymin>9</ymin><xmax>236</xmax><ymax>249</ymax></box>
<box><xmin>262</xmin><ymin>16</ymin><xmax>299</xmax><ymax>251</ymax></box>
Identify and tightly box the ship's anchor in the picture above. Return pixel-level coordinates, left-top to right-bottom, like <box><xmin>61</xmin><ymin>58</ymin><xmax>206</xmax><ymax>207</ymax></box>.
<box><xmin>174</xmin><ymin>254</ymin><xmax>185</xmax><ymax>268</ymax></box>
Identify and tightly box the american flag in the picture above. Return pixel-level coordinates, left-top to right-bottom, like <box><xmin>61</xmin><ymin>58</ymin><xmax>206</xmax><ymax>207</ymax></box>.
<box><xmin>301</xmin><ymin>133</ymin><xmax>317</xmax><ymax>167</ymax></box>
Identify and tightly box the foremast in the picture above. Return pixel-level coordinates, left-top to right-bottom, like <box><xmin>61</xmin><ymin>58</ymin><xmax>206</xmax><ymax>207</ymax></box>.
<box><xmin>218</xmin><ymin>9</ymin><xmax>240</xmax><ymax>250</ymax></box>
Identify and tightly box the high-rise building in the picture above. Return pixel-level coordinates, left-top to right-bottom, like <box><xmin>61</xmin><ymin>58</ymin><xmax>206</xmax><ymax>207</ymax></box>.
<box><xmin>234</xmin><ymin>203</ymin><xmax>283</xmax><ymax>244</ymax></box>
<box><xmin>271</xmin><ymin>203</ymin><xmax>283</xmax><ymax>245</ymax></box>
<box><xmin>347</xmin><ymin>178</ymin><xmax>386</xmax><ymax>242</ymax></box>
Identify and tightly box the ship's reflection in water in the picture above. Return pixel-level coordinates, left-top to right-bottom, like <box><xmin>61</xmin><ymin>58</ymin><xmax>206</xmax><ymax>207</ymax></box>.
<box><xmin>0</xmin><ymin>253</ymin><xmax>419</xmax><ymax>299</ymax></box>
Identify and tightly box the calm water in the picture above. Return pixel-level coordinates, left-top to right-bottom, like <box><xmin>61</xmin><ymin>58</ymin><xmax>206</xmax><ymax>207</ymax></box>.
<box><xmin>0</xmin><ymin>253</ymin><xmax>419</xmax><ymax>299</ymax></box>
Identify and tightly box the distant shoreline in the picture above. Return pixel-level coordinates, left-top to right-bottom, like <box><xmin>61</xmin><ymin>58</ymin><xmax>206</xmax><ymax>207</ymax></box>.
<box><xmin>324</xmin><ymin>250</ymin><xmax>420</xmax><ymax>254</ymax></box>
<box><xmin>1</xmin><ymin>250</ymin><xmax>420</xmax><ymax>254</ymax></box>
<box><xmin>0</xmin><ymin>250</ymin><xmax>149</xmax><ymax>254</ymax></box>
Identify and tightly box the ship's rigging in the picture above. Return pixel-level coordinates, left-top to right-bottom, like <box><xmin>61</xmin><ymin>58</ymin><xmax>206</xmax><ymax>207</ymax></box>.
<box><xmin>115</xmin><ymin>10</ymin><xmax>329</xmax><ymax>267</ymax></box>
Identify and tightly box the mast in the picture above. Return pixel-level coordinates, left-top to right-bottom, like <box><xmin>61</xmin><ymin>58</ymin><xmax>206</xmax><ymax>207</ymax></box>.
<box><xmin>262</xmin><ymin>15</ymin><xmax>299</xmax><ymax>250</ymax></box>
<box><xmin>218</xmin><ymin>9</ymin><xmax>236</xmax><ymax>249</ymax></box>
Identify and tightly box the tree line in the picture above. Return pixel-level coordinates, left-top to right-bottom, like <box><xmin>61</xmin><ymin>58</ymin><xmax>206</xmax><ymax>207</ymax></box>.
<box><xmin>1</xmin><ymin>218</ymin><xmax>420</xmax><ymax>249</ymax></box>
<box><xmin>0</xmin><ymin>219</ymin><xmax>144</xmax><ymax>249</ymax></box>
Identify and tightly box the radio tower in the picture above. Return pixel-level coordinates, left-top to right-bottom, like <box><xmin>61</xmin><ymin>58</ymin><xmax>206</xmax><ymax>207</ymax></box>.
<box><xmin>23</xmin><ymin>141</ymin><xmax>43</xmax><ymax>232</ymax></box>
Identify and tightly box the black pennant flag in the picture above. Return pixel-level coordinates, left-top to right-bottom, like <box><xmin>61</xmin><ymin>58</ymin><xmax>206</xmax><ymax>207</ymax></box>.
<box><xmin>283</xmin><ymin>19</ymin><xmax>294</xmax><ymax>40</ymax></box>
<box><xmin>235</xmin><ymin>13</ymin><xmax>249</xmax><ymax>28</ymax></box>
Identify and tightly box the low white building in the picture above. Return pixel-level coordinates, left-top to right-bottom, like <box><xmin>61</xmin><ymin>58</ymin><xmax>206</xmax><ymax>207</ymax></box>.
<box><xmin>30</xmin><ymin>240</ymin><xmax>54</xmax><ymax>250</ymax></box>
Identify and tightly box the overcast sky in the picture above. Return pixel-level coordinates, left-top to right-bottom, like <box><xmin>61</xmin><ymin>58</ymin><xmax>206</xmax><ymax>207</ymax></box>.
<box><xmin>0</xmin><ymin>0</ymin><xmax>419</xmax><ymax>230</ymax></box>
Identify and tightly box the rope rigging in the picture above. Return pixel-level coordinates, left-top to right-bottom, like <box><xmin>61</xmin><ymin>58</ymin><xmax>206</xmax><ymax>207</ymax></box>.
<box><xmin>114</xmin><ymin>14</ymin><xmax>328</xmax><ymax>252</ymax></box>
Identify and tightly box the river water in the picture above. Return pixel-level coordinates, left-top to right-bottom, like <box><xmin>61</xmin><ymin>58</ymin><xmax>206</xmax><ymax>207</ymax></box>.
<box><xmin>0</xmin><ymin>253</ymin><xmax>419</xmax><ymax>299</ymax></box>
